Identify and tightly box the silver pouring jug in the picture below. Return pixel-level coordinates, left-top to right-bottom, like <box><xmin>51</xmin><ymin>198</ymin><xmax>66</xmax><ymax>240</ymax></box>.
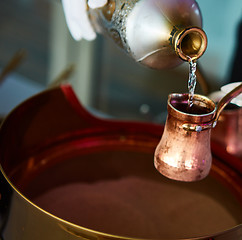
<box><xmin>89</xmin><ymin>0</ymin><xmax>207</xmax><ymax>69</ymax></box>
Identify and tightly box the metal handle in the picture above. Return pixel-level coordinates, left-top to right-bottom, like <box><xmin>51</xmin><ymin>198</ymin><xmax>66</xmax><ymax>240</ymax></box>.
<box><xmin>213</xmin><ymin>82</ymin><xmax>242</xmax><ymax>126</ymax></box>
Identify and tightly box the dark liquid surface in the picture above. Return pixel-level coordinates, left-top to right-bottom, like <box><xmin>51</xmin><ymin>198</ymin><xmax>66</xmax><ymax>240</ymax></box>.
<box><xmin>172</xmin><ymin>102</ymin><xmax>213</xmax><ymax>115</ymax></box>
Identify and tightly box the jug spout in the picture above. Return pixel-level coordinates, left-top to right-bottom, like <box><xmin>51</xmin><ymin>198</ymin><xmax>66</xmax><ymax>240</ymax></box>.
<box><xmin>154</xmin><ymin>93</ymin><xmax>216</xmax><ymax>182</ymax></box>
<box><xmin>89</xmin><ymin>0</ymin><xmax>207</xmax><ymax>69</ymax></box>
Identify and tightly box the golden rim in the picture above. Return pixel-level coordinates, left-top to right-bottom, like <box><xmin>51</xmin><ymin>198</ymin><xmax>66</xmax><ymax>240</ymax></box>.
<box><xmin>174</xmin><ymin>27</ymin><xmax>207</xmax><ymax>61</ymax></box>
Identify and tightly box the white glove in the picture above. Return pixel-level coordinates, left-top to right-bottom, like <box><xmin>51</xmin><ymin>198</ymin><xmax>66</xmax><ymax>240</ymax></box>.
<box><xmin>88</xmin><ymin>0</ymin><xmax>108</xmax><ymax>9</ymax></box>
<box><xmin>62</xmin><ymin>0</ymin><xmax>108</xmax><ymax>41</ymax></box>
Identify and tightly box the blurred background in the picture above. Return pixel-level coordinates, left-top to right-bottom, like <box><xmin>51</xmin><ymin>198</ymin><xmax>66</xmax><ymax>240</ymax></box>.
<box><xmin>0</xmin><ymin>0</ymin><xmax>241</xmax><ymax>122</ymax></box>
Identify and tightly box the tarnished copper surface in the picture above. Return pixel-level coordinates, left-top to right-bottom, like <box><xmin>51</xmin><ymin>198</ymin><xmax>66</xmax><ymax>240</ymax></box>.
<box><xmin>154</xmin><ymin>93</ymin><xmax>216</xmax><ymax>182</ymax></box>
<box><xmin>155</xmin><ymin>85</ymin><xmax>242</xmax><ymax>183</ymax></box>
<box><xmin>0</xmin><ymin>85</ymin><xmax>241</xmax><ymax>239</ymax></box>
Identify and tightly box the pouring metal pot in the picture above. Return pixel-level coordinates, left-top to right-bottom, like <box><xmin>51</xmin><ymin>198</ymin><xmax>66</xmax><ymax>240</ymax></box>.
<box><xmin>0</xmin><ymin>85</ymin><xmax>241</xmax><ymax>240</ymax></box>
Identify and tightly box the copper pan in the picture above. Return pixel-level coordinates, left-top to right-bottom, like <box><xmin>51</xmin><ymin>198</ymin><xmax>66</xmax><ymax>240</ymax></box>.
<box><xmin>0</xmin><ymin>85</ymin><xmax>241</xmax><ymax>240</ymax></box>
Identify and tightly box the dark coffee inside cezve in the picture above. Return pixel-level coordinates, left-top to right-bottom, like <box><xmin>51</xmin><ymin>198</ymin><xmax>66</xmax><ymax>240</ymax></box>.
<box><xmin>171</xmin><ymin>101</ymin><xmax>214</xmax><ymax>115</ymax></box>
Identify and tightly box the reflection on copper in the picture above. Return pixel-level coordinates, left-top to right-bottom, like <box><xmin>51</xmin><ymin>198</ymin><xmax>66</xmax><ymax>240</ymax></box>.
<box><xmin>212</xmin><ymin>105</ymin><xmax>242</xmax><ymax>157</ymax></box>
<box><xmin>154</xmin><ymin>93</ymin><xmax>216</xmax><ymax>182</ymax></box>
<box><xmin>155</xmin><ymin>84</ymin><xmax>242</xmax><ymax>182</ymax></box>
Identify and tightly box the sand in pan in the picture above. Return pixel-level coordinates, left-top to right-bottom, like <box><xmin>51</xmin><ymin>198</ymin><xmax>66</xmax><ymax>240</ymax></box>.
<box><xmin>34</xmin><ymin>176</ymin><xmax>238</xmax><ymax>239</ymax></box>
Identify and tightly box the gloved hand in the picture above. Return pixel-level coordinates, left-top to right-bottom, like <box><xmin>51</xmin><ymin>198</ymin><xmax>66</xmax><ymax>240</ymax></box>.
<box><xmin>62</xmin><ymin>0</ymin><xmax>108</xmax><ymax>41</ymax></box>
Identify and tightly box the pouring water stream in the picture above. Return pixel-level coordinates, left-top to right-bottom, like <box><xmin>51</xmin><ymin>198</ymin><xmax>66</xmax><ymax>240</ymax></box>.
<box><xmin>186</xmin><ymin>56</ymin><xmax>241</xmax><ymax>128</ymax></box>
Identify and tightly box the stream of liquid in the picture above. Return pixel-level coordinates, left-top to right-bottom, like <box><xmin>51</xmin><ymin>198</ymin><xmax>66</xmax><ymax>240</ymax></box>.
<box><xmin>187</xmin><ymin>58</ymin><xmax>197</xmax><ymax>107</ymax></box>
